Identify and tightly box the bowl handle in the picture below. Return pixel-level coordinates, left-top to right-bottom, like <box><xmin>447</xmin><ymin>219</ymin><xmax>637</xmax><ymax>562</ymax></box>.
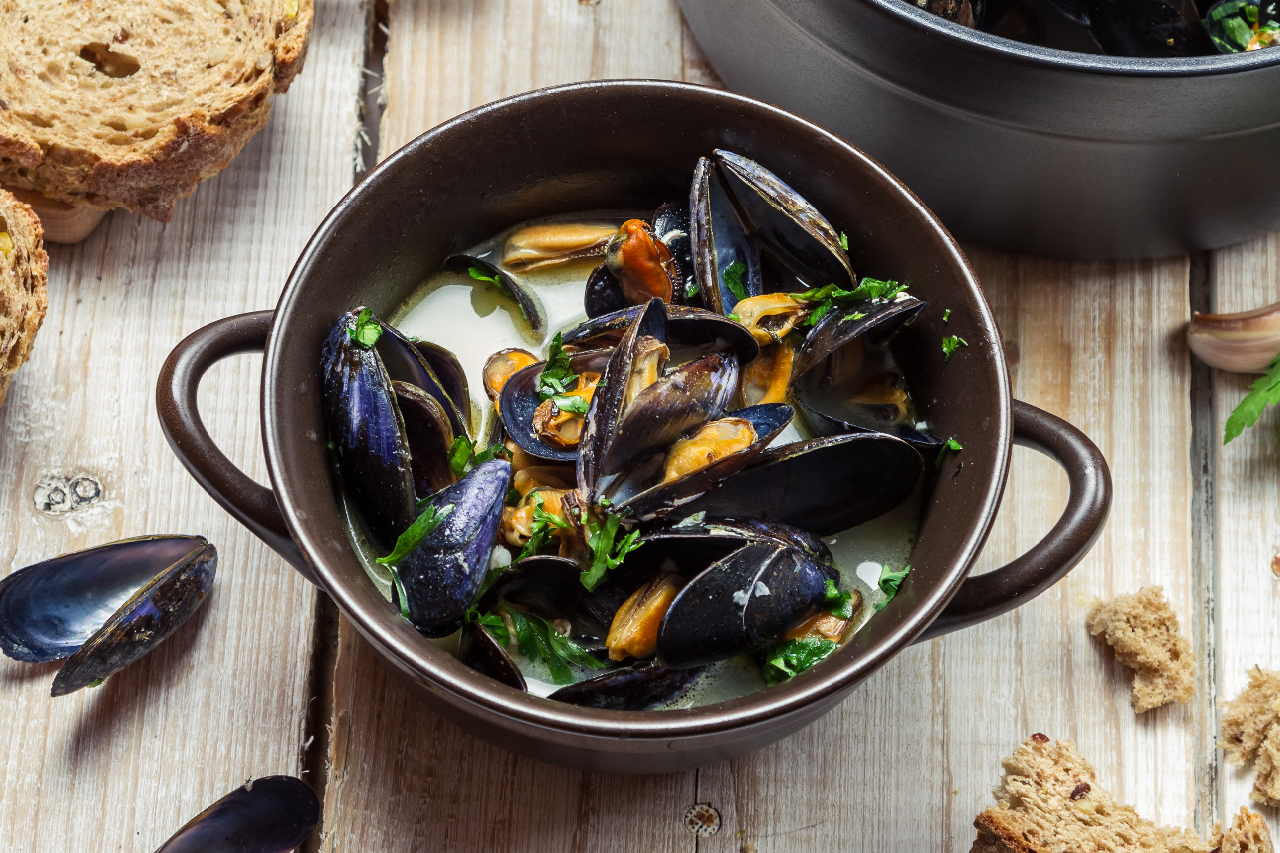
<box><xmin>916</xmin><ymin>399</ymin><xmax>1111</xmax><ymax>642</ymax></box>
<box><xmin>156</xmin><ymin>311</ymin><xmax>317</xmax><ymax>585</ymax></box>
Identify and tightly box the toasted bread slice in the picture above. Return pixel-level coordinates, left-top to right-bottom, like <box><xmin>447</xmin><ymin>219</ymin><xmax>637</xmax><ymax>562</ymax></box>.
<box><xmin>971</xmin><ymin>734</ymin><xmax>1212</xmax><ymax>853</ymax></box>
<box><xmin>1086</xmin><ymin>586</ymin><xmax>1195</xmax><ymax>713</ymax></box>
<box><xmin>0</xmin><ymin>190</ymin><xmax>48</xmax><ymax>405</ymax></box>
<box><xmin>0</xmin><ymin>0</ymin><xmax>313</xmax><ymax>222</ymax></box>
<box><xmin>1222</xmin><ymin>667</ymin><xmax>1280</xmax><ymax>807</ymax></box>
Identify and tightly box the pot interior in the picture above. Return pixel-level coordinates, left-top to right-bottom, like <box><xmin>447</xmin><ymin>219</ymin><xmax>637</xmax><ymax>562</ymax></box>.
<box><xmin>264</xmin><ymin>80</ymin><xmax>1012</xmax><ymax>737</ymax></box>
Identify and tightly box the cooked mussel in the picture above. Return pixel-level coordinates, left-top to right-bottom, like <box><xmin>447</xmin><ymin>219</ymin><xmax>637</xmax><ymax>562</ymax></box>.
<box><xmin>0</xmin><ymin>536</ymin><xmax>216</xmax><ymax>696</ymax></box>
<box><xmin>444</xmin><ymin>255</ymin><xmax>546</xmax><ymax>339</ymax></box>
<box><xmin>392</xmin><ymin>381</ymin><xmax>456</xmax><ymax>496</ymax></box>
<box><xmin>153</xmin><ymin>776</ymin><xmax>320</xmax><ymax>853</ymax></box>
<box><xmin>606</xmin><ymin>219</ymin><xmax>678</xmax><ymax>305</ymax></box>
<box><xmin>547</xmin><ymin>660</ymin><xmax>703</xmax><ymax>710</ymax></box>
<box><xmin>691</xmin><ymin>156</ymin><xmax>763</xmax><ymax>315</ymax></box>
<box><xmin>502</xmin><ymin>223</ymin><xmax>616</xmax><ymax>271</ymax></box>
<box><xmin>476</xmin><ymin>555</ymin><xmax>583</xmax><ymax>619</ymax></box>
<box><xmin>500</xmin><ymin>348</ymin><xmax>612</xmax><ymax>462</ymax></box>
<box><xmin>560</xmin><ymin>304</ymin><xmax>759</xmax><ymax>365</ymax></box>
<box><xmin>584</xmin><ymin>263</ymin><xmax>626</xmax><ymax>319</ymax></box>
<box><xmin>654</xmin><ymin>201</ymin><xmax>697</xmax><ymax>304</ymax></box>
<box><xmin>459</xmin><ymin>620</ymin><xmax>527</xmax><ymax>691</ymax></box>
<box><xmin>376</xmin><ymin>321</ymin><xmax>471</xmax><ymax>439</ymax></box>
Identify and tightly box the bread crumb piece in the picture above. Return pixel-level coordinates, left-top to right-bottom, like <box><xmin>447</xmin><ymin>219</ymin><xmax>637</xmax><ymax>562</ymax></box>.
<box><xmin>1086</xmin><ymin>586</ymin><xmax>1195</xmax><ymax>713</ymax></box>
<box><xmin>1222</xmin><ymin>668</ymin><xmax>1280</xmax><ymax>808</ymax></box>
<box><xmin>1209</xmin><ymin>807</ymin><xmax>1274</xmax><ymax>853</ymax></box>
<box><xmin>970</xmin><ymin>735</ymin><xmax>1213</xmax><ymax>853</ymax></box>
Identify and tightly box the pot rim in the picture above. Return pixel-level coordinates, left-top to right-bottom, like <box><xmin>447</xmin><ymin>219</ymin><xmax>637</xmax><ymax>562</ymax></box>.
<box><xmin>844</xmin><ymin>0</ymin><xmax>1280</xmax><ymax>75</ymax></box>
<box><xmin>263</xmin><ymin>79</ymin><xmax>1013</xmax><ymax>740</ymax></box>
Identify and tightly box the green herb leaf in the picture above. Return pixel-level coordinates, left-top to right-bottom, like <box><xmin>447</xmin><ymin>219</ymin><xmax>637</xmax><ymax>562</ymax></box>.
<box><xmin>726</xmin><ymin>312</ymin><xmax>741</xmax><ymax>322</ymax></box>
<box><xmin>1224</xmin><ymin>353</ymin><xmax>1280</xmax><ymax>444</ymax></box>
<box><xmin>347</xmin><ymin>307</ymin><xmax>383</xmax><ymax>348</ymax></box>
<box><xmin>759</xmin><ymin>637</ymin><xmax>837</xmax><ymax>686</ymax></box>
<box><xmin>934</xmin><ymin>436</ymin><xmax>962</xmax><ymax>469</ymax></box>
<box><xmin>388</xmin><ymin>565</ymin><xmax>411</xmax><ymax>619</ymax></box>
<box><xmin>467</xmin><ymin>607</ymin><xmax>511</xmax><ymax>647</ymax></box>
<box><xmin>723</xmin><ymin>261</ymin><xmax>748</xmax><ymax>304</ymax></box>
<box><xmin>839</xmin><ymin>231</ymin><xmax>849</xmax><ymax>251</ymax></box>
<box><xmin>447</xmin><ymin>435</ymin><xmax>510</xmax><ymax>478</ymax></box>
<box><xmin>824</xmin><ymin>578</ymin><xmax>854</xmax><ymax>619</ymax></box>
<box><xmin>538</xmin><ymin>333</ymin><xmax>579</xmax><ymax>403</ymax></box>
<box><xmin>873</xmin><ymin>565</ymin><xmax>912</xmax><ymax>611</ymax></box>
<box><xmin>942</xmin><ymin>335</ymin><xmax>967</xmax><ymax>361</ymax></box>
<box><xmin>506</xmin><ymin>486</ymin><xmax>521</xmax><ymax>505</ymax></box>
<box><xmin>942</xmin><ymin>308</ymin><xmax>952</xmax><ymax>323</ymax></box>
<box><xmin>549</xmin><ymin>394</ymin><xmax>591</xmax><ymax>415</ymax></box>
<box><xmin>685</xmin><ymin>280</ymin><xmax>699</xmax><ymax>299</ymax></box>
<box><xmin>517</xmin><ymin>492</ymin><xmax>568</xmax><ymax>561</ymax></box>
<box><xmin>793</xmin><ymin>277</ymin><xmax>907</xmax><ymax>327</ymax></box>
<box><xmin>579</xmin><ymin>509</ymin><xmax>644</xmax><ymax>591</ymax></box>
<box><xmin>87</xmin><ymin>678</ymin><xmax>106</xmax><ymax>689</ymax></box>
<box><xmin>506</xmin><ymin>608</ymin><xmax>605</xmax><ymax>685</ymax></box>
<box><xmin>377</xmin><ymin>503</ymin><xmax>455</xmax><ymax>566</ymax></box>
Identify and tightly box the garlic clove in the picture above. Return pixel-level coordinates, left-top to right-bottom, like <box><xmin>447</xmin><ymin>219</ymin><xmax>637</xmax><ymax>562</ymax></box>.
<box><xmin>1187</xmin><ymin>301</ymin><xmax>1280</xmax><ymax>373</ymax></box>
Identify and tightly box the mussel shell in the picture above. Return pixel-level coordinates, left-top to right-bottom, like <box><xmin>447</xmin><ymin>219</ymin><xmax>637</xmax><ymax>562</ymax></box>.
<box><xmin>322</xmin><ymin>310</ymin><xmax>417</xmax><ymax>551</ymax></box>
<box><xmin>153</xmin><ymin>776</ymin><xmax>320</xmax><ymax>853</ymax></box>
<box><xmin>715</xmin><ymin>150</ymin><xmax>856</xmax><ymax>291</ymax></box>
<box><xmin>609</xmin><ymin>403</ymin><xmax>794</xmax><ymax>522</ymax></box>
<box><xmin>791</xmin><ymin>296</ymin><xmax>926</xmax><ymax>380</ymax></box>
<box><xmin>657</xmin><ymin>517</ymin><xmax>835</xmax><ymax>568</ymax></box>
<box><xmin>499</xmin><ymin>349</ymin><xmax>613</xmax><ymax>463</ymax></box>
<box><xmin>691</xmin><ymin>156</ymin><xmax>763</xmax><ymax>315</ymax></box>
<box><xmin>414</xmin><ymin>340</ymin><xmax>472</xmax><ymax>433</ymax></box>
<box><xmin>376</xmin><ymin>322</ymin><xmax>470</xmax><ymax>440</ymax></box>
<box><xmin>459</xmin><ymin>620</ymin><xmax>527</xmax><ymax>691</ymax></box>
<box><xmin>0</xmin><ymin>535</ymin><xmax>213</xmax><ymax>663</ymax></box>
<box><xmin>795</xmin><ymin>391</ymin><xmax>943</xmax><ymax>451</ymax></box>
<box><xmin>672</xmin><ymin>433</ymin><xmax>924</xmax><ymax>537</ymax></box>
<box><xmin>560</xmin><ymin>304</ymin><xmax>759</xmax><ymax>365</ymax></box>
<box><xmin>444</xmin><ymin>254</ymin><xmax>546</xmax><ymax>339</ymax></box>
<box><xmin>654</xmin><ymin>200</ymin><xmax>698</xmax><ymax>304</ymax></box>
<box><xmin>397</xmin><ymin>460</ymin><xmax>510</xmax><ymax>638</ymax></box>
<box><xmin>52</xmin><ymin>541</ymin><xmax>217</xmax><ymax>697</ymax></box>
<box><xmin>656</xmin><ymin>541</ymin><xmax>835</xmax><ymax>670</ymax></box>
<box><xmin>584</xmin><ymin>263</ymin><xmax>626</xmax><ymax>319</ymax></box>
<box><xmin>476</xmin><ymin>555</ymin><xmax>583</xmax><ymax>620</ymax></box>
<box><xmin>392</xmin><ymin>381</ymin><xmax>456</xmax><ymax>496</ymax></box>
<box><xmin>547</xmin><ymin>661</ymin><xmax>703</xmax><ymax>710</ymax></box>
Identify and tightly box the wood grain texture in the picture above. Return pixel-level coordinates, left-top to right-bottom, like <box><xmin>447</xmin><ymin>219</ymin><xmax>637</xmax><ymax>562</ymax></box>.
<box><xmin>0</xmin><ymin>1</ymin><xmax>366</xmax><ymax>849</ymax></box>
<box><xmin>1213</xmin><ymin>230</ymin><xmax>1280</xmax><ymax>837</ymax></box>
<box><xmin>322</xmin><ymin>2</ymin><xmax>1208</xmax><ymax>852</ymax></box>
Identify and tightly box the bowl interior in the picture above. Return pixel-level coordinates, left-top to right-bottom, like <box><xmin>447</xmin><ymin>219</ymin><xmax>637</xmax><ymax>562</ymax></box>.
<box><xmin>264</xmin><ymin>80</ymin><xmax>1011</xmax><ymax>738</ymax></box>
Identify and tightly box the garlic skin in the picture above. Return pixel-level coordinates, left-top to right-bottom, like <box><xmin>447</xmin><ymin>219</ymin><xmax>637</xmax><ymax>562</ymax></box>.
<box><xmin>1187</xmin><ymin>301</ymin><xmax>1280</xmax><ymax>374</ymax></box>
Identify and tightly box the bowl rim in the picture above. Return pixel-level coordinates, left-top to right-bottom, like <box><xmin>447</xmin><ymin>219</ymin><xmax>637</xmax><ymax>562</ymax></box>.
<box><xmin>264</xmin><ymin>78</ymin><xmax>1013</xmax><ymax>740</ymax></box>
<box><xmin>844</xmin><ymin>0</ymin><xmax>1280</xmax><ymax>75</ymax></box>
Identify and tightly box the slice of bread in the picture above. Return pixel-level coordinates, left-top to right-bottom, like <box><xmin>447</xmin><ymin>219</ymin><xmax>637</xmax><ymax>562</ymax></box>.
<box><xmin>0</xmin><ymin>190</ymin><xmax>48</xmax><ymax>405</ymax></box>
<box><xmin>1222</xmin><ymin>667</ymin><xmax>1280</xmax><ymax>807</ymax></box>
<box><xmin>971</xmin><ymin>734</ymin><xmax>1213</xmax><ymax>853</ymax></box>
<box><xmin>0</xmin><ymin>0</ymin><xmax>313</xmax><ymax>222</ymax></box>
<box><xmin>1208</xmin><ymin>807</ymin><xmax>1275</xmax><ymax>853</ymax></box>
<box><xmin>1086</xmin><ymin>586</ymin><xmax>1195</xmax><ymax>713</ymax></box>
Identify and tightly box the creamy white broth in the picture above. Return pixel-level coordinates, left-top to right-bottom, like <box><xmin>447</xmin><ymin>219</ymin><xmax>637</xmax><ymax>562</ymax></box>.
<box><xmin>353</xmin><ymin>212</ymin><xmax>922</xmax><ymax>709</ymax></box>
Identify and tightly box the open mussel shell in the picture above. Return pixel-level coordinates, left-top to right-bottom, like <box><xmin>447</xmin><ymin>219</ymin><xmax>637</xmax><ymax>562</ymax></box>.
<box><xmin>672</xmin><ymin>433</ymin><xmax>924</xmax><ymax>537</ymax></box>
<box><xmin>652</xmin><ymin>517</ymin><xmax>835</xmax><ymax>569</ymax></box>
<box><xmin>444</xmin><ymin>254</ymin><xmax>546</xmax><ymax>339</ymax></box>
<box><xmin>0</xmin><ymin>536</ymin><xmax>216</xmax><ymax>696</ymax></box>
<box><xmin>547</xmin><ymin>661</ymin><xmax>703</xmax><ymax>711</ymax></box>
<box><xmin>476</xmin><ymin>555</ymin><xmax>583</xmax><ymax>619</ymax></box>
<box><xmin>397</xmin><ymin>460</ymin><xmax>510</xmax><ymax>638</ymax></box>
<box><xmin>654</xmin><ymin>200</ymin><xmax>697</xmax><ymax>305</ymax></box>
<box><xmin>715</xmin><ymin>150</ymin><xmax>856</xmax><ymax>292</ymax></box>
<box><xmin>791</xmin><ymin>295</ymin><xmax>926</xmax><ymax>380</ymax></box>
<box><xmin>795</xmin><ymin>392</ymin><xmax>943</xmax><ymax>450</ymax></box>
<box><xmin>459</xmin><ymin>620</ymin><xmax>527</xmax><ymax>691</ymax></box>
<box><xmin>153</xmin><ymin>776</ymin><xmax>320</xmax><ymax>853</ymax></box>
<box><xmin>609</xmin><ymin>403</ymin><xmax>794</xmax><ymax>522</ymax></box>
<box><xmin>584</xmin><ymin>263</ymin><xmax>626</xmax><ymax>319</ymax></box>
<box><xmin>499</xmin><ymin>349</ymin><xmax>612</xmax><ymax>463</ymax></box>
<box><xmin>322</xmin><ymin>309</ymin><xmax>417</xmax><ymax>551</ymax></box>
<box><xmin>376</xmin><ymin>321</ymin><xmax>470</xmax><ymax>440</ymax></box>
<box><xmin>656</xmin><ymin>540</ymin><xmax>835</xmax><ymax>670</ymax></box>
<box><xmin>561</xmin><ymin>304</ymin><xmax>759</xmax><ymax>365</ymax></box>
<box><xmin>691</xmin><ymin>156</ymin><xmax>762</xmax><ymax>316</ymax></box>
<box><xmin>392</xmin><ymin>381</ymin><xmax>456</xmax><ymax>496</ymax></box>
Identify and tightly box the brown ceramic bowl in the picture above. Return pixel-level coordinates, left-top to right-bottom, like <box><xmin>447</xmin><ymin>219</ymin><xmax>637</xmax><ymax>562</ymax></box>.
<box><xmin>156</xmin><ymin>80</ymin><xmax>1111</xmax><ymax>773</ymax></box>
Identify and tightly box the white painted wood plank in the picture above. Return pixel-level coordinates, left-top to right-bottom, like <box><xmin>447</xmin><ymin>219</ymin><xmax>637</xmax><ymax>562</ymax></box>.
<box><xmin>0</xmin><ymin>1</ymin><xmax>367</xmax><ymax>849</ymax></box>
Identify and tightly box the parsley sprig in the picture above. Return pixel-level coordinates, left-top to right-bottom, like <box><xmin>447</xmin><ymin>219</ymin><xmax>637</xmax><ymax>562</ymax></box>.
<box><xmin>760</xmin><ymin>637</ymin><xmax>838</xmax><ymax>686</ymax></box>
<box><xmin>579</xmin><ymin>509</ymin><xmax>643</xmax><ymax>591</ymax></box>
<box><xmin>447</xmin><ymin>436</ymin><xmax>510</xmax><ymax>481</ymax></box>
<box><xmin>376</xmin><ymin>502</ymin><xmax>455</xmax><ymax>618</ymax></box>
<box><xmin>793</xmin><ymin>277</ymin><xmax>907</xmax><ymax>327</ymax></box>
<box><xmin>507</xmin><ymin>609</ymin><xmax>607</xmax><ymax>684</ymax></box>
<box><xmin>942</xmin><ymin>335</ymin><xmax>967</xmax><ymax>361</ymax></box>
<box><xmin>824</xmin><ymin>578</ymin><xmax>855</xmax><ymax>619</ymax></box>
<box><xmin>347</xmin><ymin>308</ymin><xmax>383</xmax><ymax>348</ymax></box>
<box><xmin>873</xmin><ymin>565</ymin><xmax>912</xmax><ymax>612</ymax></box>
<box><xmin>1224</xmin><ymin>353</ymin><xmax>1280</xmax><ymax>444</ymax></box>
<box><xmin>518</xmin><ymin>492</ymin><xmax>569</xmax><ymax>560</ymax></box>
<box><xmin>935</xmin><ymin>437</ymin><xmax>962</xmax><ymax>470</ymax></box>
<box><xmin>723</xmin><ymin>261</ymin><xmax>749</xmax><ymax>304</ymax></box>
<box><xmin>537</xmin><ymin>332</ymin><xmax>582</xmax><ymax>406</ymax></box>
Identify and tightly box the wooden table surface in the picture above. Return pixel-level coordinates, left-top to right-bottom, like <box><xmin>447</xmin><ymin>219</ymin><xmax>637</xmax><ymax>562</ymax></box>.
<box><xmin>1</xmin><ymin>2</ymin><xmax>1276</xmax><ymax>851</ymax></box>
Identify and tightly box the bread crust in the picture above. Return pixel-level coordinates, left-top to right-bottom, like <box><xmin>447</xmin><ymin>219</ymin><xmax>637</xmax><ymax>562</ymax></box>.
<box><xmin>0</xmin><ymin>0</ymin><xmax>314</xmax><ymax>221</ymax></box>
<box><xmin>0</xmin><ymin>189</ymin><xmax>49</xmax><ymax>405</ymax></box>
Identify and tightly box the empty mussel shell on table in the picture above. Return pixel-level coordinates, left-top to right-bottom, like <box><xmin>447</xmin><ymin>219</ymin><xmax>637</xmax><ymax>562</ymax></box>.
<box><xmin>0</xmin><ymin>536</ymin><xmax>217</xmax><ymax>696</ymax></box>
<box><xmin>153</xmin><ymin>776</ymin><xmax>320</xmax><ymax>853</ymax></box>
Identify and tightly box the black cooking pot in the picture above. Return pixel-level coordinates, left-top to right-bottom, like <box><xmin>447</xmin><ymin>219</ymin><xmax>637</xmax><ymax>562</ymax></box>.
<box><xmin>678</xmin><ymin>0</ymin><xmax>1280</xmax><ymax>259</ymax></box>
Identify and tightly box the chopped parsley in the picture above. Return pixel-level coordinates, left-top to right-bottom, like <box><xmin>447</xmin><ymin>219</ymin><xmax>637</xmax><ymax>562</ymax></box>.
<box><xmin>942</xmin><ymin>308</ymin><xmax>952</xmax><ymax>323</ymax></box>
<box><xmin>824</xmin><ymin>578</ymin><xmax>854</xmax><ymax>619</ymax></box>
<box><xmin>377</xmin><ymin>503</ymin><xmax>454</xmax><ymax>566</ymax></box>
<box><xmin>548</xmin><ymin>394</ymin><xmax>591</xmax><ymax>415</ymax></box>
<box><xmin>537</xmin><ymin>333</ymin><xmax>579</xmax><ymax>402</ymax></box>
<box><xmin>518</xmin><ymin>492</ymin><xmax>569</xmax><ymax>560</ymax></box>
<box><xmin>1224</xmin><ymin>353</ymin><xmax>1280</xmax><ymax>444</ymax></box>
<box><xmin>723</xmin><ymin>261</ymin><xmax>749</xmax><ymax>304</ymax></box>
<box><xmin>760</xmin><ymin>637</ymin><xmax>837</xmax><ymax>685</ymax></box>
<box><xmin>506</xmin><ymin>608</ymin><xmax>607</xmax><ymax>684</ymax></box>
<box><xmin>839</xmin><ymin>231</ymin><xmax>849</xmax><ymax>251</ymax></box>
<box><xmin>935</xmin><ymin>436</ymin><xmax>962</xmax><ymax>469</ymax></box>
<box><xmin>942</xmin><ymin>335</ymin><xmax>967</xmax><ymax>361</ymax></box>
<box><xmin>578</xmin><ymin>509</ymin><xmax>643</xmax><ymax>591</ymax></box>
<box><xmin>467</xmin><ymin>608</ymin><xmax>511</xmax><ymax>645</ymax></box>
<box><xmin>87</xmin><ymin>678</ymin><xmax>106</xmax><ymax>689</ymax></box>
<box><xmin>468</xmin><ymin>265</ymin><xmax>513</xmax><ymax>299</ymax></box>
<box><xmin>873</xmin><ymin>565</ymin><xmax>912</xmax><ymax>611</ymax></box>
<box><xmin>685</xmin><ymin>280</ymin><xmax>699</xmax><ymax>299</ymax></box>
<box><xmin>726</xmin><ymin>312</ymin><xmax>742</xmax><ymax>322</ymax></box>
<box><xmin>793</xmin><ymin>277</ymin><xmax>907</xmax><ymax>327</ymax></box>
<box><xmin>447</xmin><ymin>436</ymin><xmax>510</xmax><ymax>479</ymax></box>
<box><xmin>347</xmin><ymin>307</ymin><xmax>383</xmax><ymax>348</ymax></box>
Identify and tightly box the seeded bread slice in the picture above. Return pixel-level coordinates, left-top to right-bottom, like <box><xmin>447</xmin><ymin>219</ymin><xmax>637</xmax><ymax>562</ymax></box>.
<box><xmin>971</xmin><ymin>734</ymin><xmax>1213</xmax><ymax>853</ymax></box>
<box><xmin>0</xmin><ymin>190</ymin><xmax>48</xmax><ymax>405</ymax></box>
<box><xmin>1208</xmin><ymin>807</ymin><xmax>1275</xmax><ymax>853</ymax></box>
<box><xmin>0</xmin><ymin>0</ymin><xmax>313</xmax><ymax>222</ymax></box>
<box><xmin>1222</xmin><ymin>667</ymin><xmax>1280</xmax><ymax>807</ymax></box>
<box><xmin>1086</xmin><ymin>586</ymin><xmax>1195</xmax><ymax>713</ymax></box>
